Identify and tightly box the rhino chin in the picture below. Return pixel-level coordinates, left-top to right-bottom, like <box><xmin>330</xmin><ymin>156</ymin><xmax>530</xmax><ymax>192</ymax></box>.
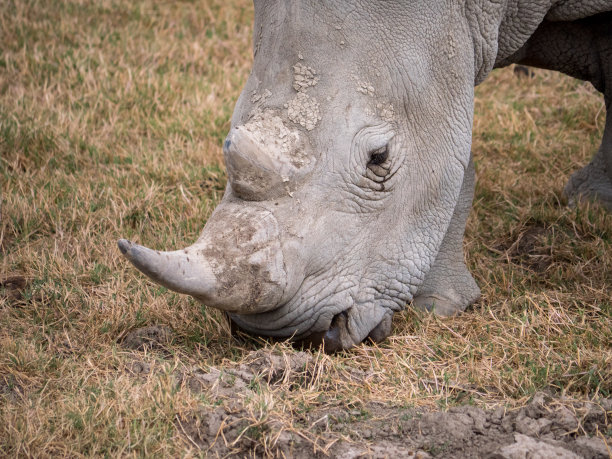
<box><xmin>229</xmin><ymin>308</ymin><xmax>395</xmax><ymax>353</ymax></box>
<box><xmin>296</xmin><ymin>311</ymin><xmax>394</xmax><ymax>352</ymax></box>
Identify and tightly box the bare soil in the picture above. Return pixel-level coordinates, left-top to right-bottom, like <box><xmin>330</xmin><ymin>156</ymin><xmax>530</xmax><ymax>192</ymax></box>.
<box><xmin>123</xmin><ymin>328</ymin><xmax>611</xmax><ymax>458</ymax></box>
<box><xmin>0</xmin><ymin>275</ymin><xmax>28</xmax><ymax>303</ymax></box>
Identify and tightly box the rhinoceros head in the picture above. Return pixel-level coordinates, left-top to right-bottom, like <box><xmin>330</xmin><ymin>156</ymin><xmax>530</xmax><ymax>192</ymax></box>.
<box><xmin>119</xmin><ymin>1</ymin><xmax>476</xmax><ymax>350</ymax></box>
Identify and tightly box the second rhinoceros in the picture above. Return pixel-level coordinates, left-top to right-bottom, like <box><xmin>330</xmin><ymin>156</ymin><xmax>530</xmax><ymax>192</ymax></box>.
<box><xmin>119</xmin><ymin>1</ymin><xmax>612</xmax><ymax>351</ymax></box>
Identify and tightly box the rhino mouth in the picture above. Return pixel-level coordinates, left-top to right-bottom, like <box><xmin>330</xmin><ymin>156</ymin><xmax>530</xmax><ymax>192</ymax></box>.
<box><xmin>229</xmin><ymin>309</ymin><xmax>394</xmax><ymax>353</ymax></box>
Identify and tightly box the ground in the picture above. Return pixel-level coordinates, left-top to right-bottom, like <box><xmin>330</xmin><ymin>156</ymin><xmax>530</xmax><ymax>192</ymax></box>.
<box><xmin>0</xmin><ymin>0</ymin><xmax>611</xmax><ymax>457</ymax></box>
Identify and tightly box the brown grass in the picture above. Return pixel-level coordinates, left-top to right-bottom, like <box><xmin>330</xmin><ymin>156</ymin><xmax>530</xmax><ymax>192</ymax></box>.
<box><xmin>1</xmin><ymin>0</ymin><xmax>610</xmax><ymax>456</ymax></box>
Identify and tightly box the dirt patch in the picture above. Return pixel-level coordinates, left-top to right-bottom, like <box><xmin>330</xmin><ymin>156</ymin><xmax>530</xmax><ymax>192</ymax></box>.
<box><xmin>0</xmin><ymin>275</ymin><xmax>28</xmax><ymax>305</ymax></box>
<box><xmin>0</xmin><ymin>374</ymin><xmax>23</xmax><ymax>403</ymax></box>
<box><xmin>120</xmin><ymin>325</ymin><xmax>174</xmax><ymax>351</ymax></box>
<box><xmin>308</xmin><ymin>393</ymin><xmax>611</xmax><ymax>458</ymax></box>
<box><xmin>177</xmin><ymin>348</ymin><xmax>315</xmax><ymax>398</ymax></box>
<box><xmin>172</xmin><ymin>350</ymin><xmax>611</xmax><ymax>458</ymax></box>
<box><xmin>175</xmin><ymin>407</ymin><xmax>254</xmax><ymax>457</ymax></box>
<box><xmin>495</xmin><ymin>225</ymin><xmax>554</xmax><ymax>272</ymax></box>
<box><xmin>124</xmin><ymin>358</ymin><xmax>153</xmax><ymax>376</ymax></box>
<box><xmin>174</xmin><ymin>349</ymin><xmax>319</xmax><ymax>457</ymax></box>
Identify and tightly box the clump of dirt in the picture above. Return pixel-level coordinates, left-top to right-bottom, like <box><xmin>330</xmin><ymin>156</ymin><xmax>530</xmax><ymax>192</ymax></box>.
<box><xmin>175</xmin><ymin>407</ymin><xmax>256</xmax><ymax>457</ymax></box>
<box><xmin>495</xmin><ymin>224</ymin><xmax>554</xmax><ymax>272</ymax></box>
<box><xmin>174</xmin><ymin>355</ymin><xmax>611</xmax><ymax>459</ymax></box>
<box><xmin>174</xmin><ymin>349</ymin><xmax>320</xmax><ymax>457</ymax></box>
<box><xmin>178</xmin><ymin>348</ymin><xmax>315</xmax><ymax>398</ymax></box>
<box><xmin>494</xmin><ymin>433</ymin><xmax>580</xmax><ymax>458</ymax></box>
<box><xmin>120</xmin><ymin>325</ymin><xmax>174</xmax><ymax>351</ymax></box>
<box><xmin>0</xmin><ymin>275</ymin><xmax>28</xmax><ymax>305</ymax></box>
<box><xmin>0</xmin><ymin>374</ymin><xmax>23</xmax><ymax>403</ymax></box>
<box><xmin>125</xmin><ymin>359</ymin><xmax>152</xmax><ymax>376</ymax></box>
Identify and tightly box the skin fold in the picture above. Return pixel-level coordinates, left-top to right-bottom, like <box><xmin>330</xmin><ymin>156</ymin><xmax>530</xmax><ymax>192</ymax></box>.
<box><xmin>120</xmin><ymin>1</ymin><xmax>612</xmax><ymax>351</ymax></box>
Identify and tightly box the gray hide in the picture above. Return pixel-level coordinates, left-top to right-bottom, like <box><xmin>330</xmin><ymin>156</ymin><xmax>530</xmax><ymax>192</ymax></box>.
<box><xmin>119</xmin><ymin>1</ymin><xmax>612</xmax><ymax>351</ymax></box>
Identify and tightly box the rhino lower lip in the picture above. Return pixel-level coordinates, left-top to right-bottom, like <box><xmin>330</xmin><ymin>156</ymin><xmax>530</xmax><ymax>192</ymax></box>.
<box><xmin>230</xmin><ymin>310</ymin><xmax>393</xmax><ymax>353</ymax></box>
<box><xmin>228</xmin><ymin>310</ymin><xmax>350</xmax><ymax>353</ymax></box>
<box><xmin>297</xmin><ymin>311</ymin><xmax>350</xmax><ymax>353</ymax></box>
<box><xmin>296</xmin><ymin>325</ymin><xmax>344</xmax><ymax>353</ymax></box>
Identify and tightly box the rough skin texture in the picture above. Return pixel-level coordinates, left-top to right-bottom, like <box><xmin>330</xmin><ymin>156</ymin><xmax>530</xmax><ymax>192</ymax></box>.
<box><xmin>413</xmin><ymin>3</ymin><xmax>612</xmax><ymax>316</ymax></box>
<box><xmin>412</xmin><ymin>158</ymin><xmax>481</xmax><ymax>315</ymax></box>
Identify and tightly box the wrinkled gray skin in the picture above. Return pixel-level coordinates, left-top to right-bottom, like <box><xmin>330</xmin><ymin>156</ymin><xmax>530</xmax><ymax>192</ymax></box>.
<box><xmin>119</xmin><ymin>1</ymin><xmax>612</xmax><ymax>351</ymax></box>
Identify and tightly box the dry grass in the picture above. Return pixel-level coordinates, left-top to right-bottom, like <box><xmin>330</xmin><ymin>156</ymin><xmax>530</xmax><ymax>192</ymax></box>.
<box><xmin>1</xmin><ymin>0</ymin><xmax>610</xmax><ymax>456</ymax></box>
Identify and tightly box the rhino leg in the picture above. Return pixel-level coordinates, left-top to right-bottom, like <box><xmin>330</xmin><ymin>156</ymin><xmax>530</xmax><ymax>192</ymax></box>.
<box><xmin>500</xmin><ymin>13</ymin><xmax>612</xmax><ymax>211</ymax></box>
<box><xmin>564</xmin><ymin>101</ymin><xmax>612</xmax><ymax>211</ymax></box>
<box><xmin>412</xmin><ymin>157</ymin><xmax>480</xmax><ymax>316</ymax></box>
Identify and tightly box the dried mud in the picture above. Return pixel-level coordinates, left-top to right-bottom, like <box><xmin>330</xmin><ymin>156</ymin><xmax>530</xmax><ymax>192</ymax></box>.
<box><xmin>122</xmin><ymin>329</ymin><xmax>611</xmax><ymax>458</ymax></box>
<box><xmin>0</xmin><ymin>275</ymin><xmax>28</xmax><ymax>305</ymax></box>
<box><xmin>174</xmin><ymin>388</ymin><xmax>610</xmax><ymax>458</ymax></box>
<box><xmin>495</xmin><ymin>224</ymin><xmax>554</xmax><ymax>273</ymax></box>
<box><xmin>120</xmin><ymin>325</ymin><xmax>175</xmax><ymax>351</ymax></box>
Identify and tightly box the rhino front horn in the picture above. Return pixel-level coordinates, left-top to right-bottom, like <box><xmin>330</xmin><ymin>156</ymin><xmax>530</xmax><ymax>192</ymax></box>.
<box><xmin>117</xmin><ymin>238</ymin><xmax>226</xmax><ymax>303</ymax></box>
<box><xmin>118</xmin><ymin>204</ymin><xmax>289</xmax><ymax>314</ymax></box>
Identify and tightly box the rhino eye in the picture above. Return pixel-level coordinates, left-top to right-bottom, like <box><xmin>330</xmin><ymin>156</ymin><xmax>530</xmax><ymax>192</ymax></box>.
<box><xmin>368</xmin><ymin>145</ymin><xmax>389</xmax><ymax>166</ymax></box>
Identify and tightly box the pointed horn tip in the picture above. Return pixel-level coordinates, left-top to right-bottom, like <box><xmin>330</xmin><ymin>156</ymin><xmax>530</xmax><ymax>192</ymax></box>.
<box><xmin>118</xmin><ymin>238</ymin><xmax>133</xmax><ymax>256</ymax></box>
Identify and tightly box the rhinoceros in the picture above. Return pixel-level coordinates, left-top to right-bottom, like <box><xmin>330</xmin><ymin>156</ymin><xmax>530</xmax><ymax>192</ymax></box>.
<box><xmin>119</xmin><ymin>1</ymin><xmax>612</xmax><ymax>351</ymax></box>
